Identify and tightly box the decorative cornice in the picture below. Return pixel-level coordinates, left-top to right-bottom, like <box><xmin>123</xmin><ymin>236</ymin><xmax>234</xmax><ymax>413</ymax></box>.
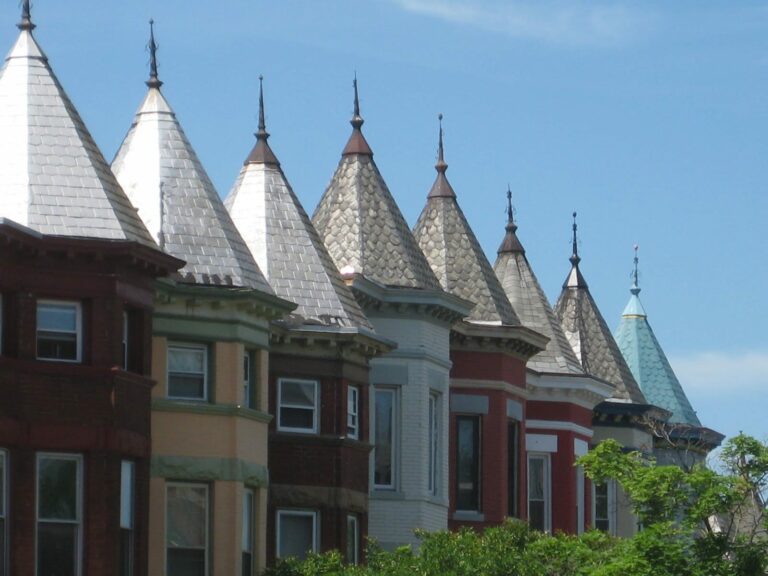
<box><xmin>450</xmin><ymin>320</ymin><xmax>548</xmax><ymax>360</ymax></box>
<box><xmin>525</xmin><ymin>419</ymin><xmax>594</xmax><ymax>439</ymax></box>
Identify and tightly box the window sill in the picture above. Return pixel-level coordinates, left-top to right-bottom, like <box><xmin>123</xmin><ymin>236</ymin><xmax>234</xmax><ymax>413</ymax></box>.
<box><xmin>453</xmin><ymin>511</ymin><xmax>485</xmax><ymax>522</ymax></box>
<box><xmin>152</xmin><ymin>399</ymin><xmax>272</xmax><ymax>423</ymax></box>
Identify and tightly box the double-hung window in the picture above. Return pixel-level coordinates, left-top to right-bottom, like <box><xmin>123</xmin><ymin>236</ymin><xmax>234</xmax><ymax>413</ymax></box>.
<box><xmin>36</xmin><ymin>453</ymin><xmax>82</xmax><ymax>576</ymax></box>
<box><xmin>120</xmin><ymin>461</ymin><xmax>134</xmax><ymax>576</ymax></box>
<box><xmin>0</xmin><ymin>450</ymin><xmax>6</xmax><ymax>576</ymax></box>
<box><xmin>507</xmin><ymin>421</ymin><xmax>519</xmax><ymax>517</ymax></box>
<box><xmin>455</xmin><ymin>416</ymin><xmax>481</xmax><ymax>511</ymax></box>
<box><xmin>277</xmin><ymin>379</ymin><xmax>318</xmax><ymax>433</ymax></box>
<box><xmin>347</xmin><ymin>386</ymin><xmax>359</xmax><ymax>439</ymax></box>
<box><xmin>243</xmin><ymin>352</ymin><xmax>253</xmax><ymax>409</ymax></box>
<box><xmin>346</xmin><ymin>514</ymin><xmax>359</xmax><ymax>565</ymax></box>
<box><xmin>276</xmin><ymin>510</ymin><xmax>317</xmax><ymax>560</ymax></box>
<box><xmin>373</xmin><ymin>389</ymin><xmax>396</xmax><ymax>489</ymax></box>
<box><xmin>242</xmin><ymin>489</ymin><xmax>254</xmax><ymax>576</ymax></box>
<box><xmin>166</xmin><ymin>483</ymin><xmax>209</xmax><ymax>576</ymax></box>
<box><xmin>167</xmin><ymin>344</ymin><xmax>208</xmax><ymax>400</ymax></box>
<box><xmin>527</xmin><ymin>453</ymin><xmax>551</xmax><ymax>532</ymax></box>
<box><xmin>593</xmin><ymin>480</ymin><xmax>616</xmax><ymax>534</ymax></box>
<box><xmin>428</xmin><ymin>394</ymin><xmax>439</xmax><ymax>495</ymax></box>
<box><xmin>36</xmin><ymin>301</ymin><xmax>81</xmax><ymax>362</ymax></box>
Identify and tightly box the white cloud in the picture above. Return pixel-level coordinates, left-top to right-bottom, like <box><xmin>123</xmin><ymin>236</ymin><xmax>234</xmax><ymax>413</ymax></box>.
<box><xmin>391</xmin><ymin>0</ymin><xmax>655</xmax><ymax>46</ymax></box>
<box><xmin>669</xmin><ymin>350</ymin><xmax>768</xmax><ymax>394</ymax></box>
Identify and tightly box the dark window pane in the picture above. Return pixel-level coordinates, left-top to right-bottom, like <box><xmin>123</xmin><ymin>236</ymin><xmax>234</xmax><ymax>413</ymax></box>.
<box><xmin>37</xmin><ymin>332</ymin><xmax>78</xmax><ymax>361</ymax></box>
<box><xmin>37</xmin><ymin>523</ymin><xmax>77</xmax><ymax>576</ymax></box>
<box><xmin>529</xmin><ymin>501</ymin><xmax>545</xmax><ymax>531</ymax></box>
<box><xmin>280</xmin><ymin>407</ymin><xmax>314</xmax><ymax>429</ymax></box>
<box><xmin>241</xmin><ymin>552</ymin><xmax>252</xmax><ymax>576</ymax></box>
<box><xmin>168</xmin><ymin>373</ymin><xmax>206</xmax><ymax>399</ymax></box>
<box><xmin>507</xmin><ymin>421</ymin><xmax>519</xmax><ymax>517</ymax></box>
<box><xmin>374</xmin><ymin>391</ymin><xmax>393</xmax><ymax>486</ymax></box>
<box><xmin>456</xmin><ymin>416</ymin><xmax>480</xmax><ymax>511</ymax></box>
<box><xmin>0</xmin><ymin>519</ymin><xmax>4</xmax><ymax>576</ymax></box>
<box><xmin>120</xmin><ymin>529</ymin><xmax>133</xmax><ymax>576</ymax></box>
<box><xmin>38</xmin><ymin>458</ymin><xmax>78</xmax><ymax>520</ymax></box>
<box><xmin>167</xmin><ymin>548</ymin><xmax>205</xmax><ymax>576</ymax></box>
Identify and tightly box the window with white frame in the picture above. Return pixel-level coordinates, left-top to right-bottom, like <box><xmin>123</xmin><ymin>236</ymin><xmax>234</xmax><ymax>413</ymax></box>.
<box><xmin>527</xmin><ymin>453</ymin><xmax>551</xmax><ymax>532</ymax></box>
<box><xmin>36</xmin><ymin>301</ymin><xmax>82</xmax><ymax>362</ymax></box>
<box><xmin>346</xmin><ymin>514</ymin><xmax>359</xmax><ymax>565</ymax></box>
<box><xmin>428</xmin><ymin>393</ymin><xmax>439</xmax><ymax>495</ymax></box>
<box><xmin>277</xmin><ymin>379</ymin><xmax>318</xmax><ymax>433</ymax></box>
<box><xmin>36</xmin><ymin>453</ymin><xmax>82</xmax><ymax>576</ymax></box>
<box><xmin>456</xmin><ymin>415</ymin><xmax>481</xmax><ymax>511</ymax></box>
<box><xmin>593</xmin><ymin>480</ymin><xmax>617</xmax><ymax>535</ymax></box>
<box><xmin>276</xmin><ymin>510</ymin><xmax>317</xmax><ymax>560</ymax></box>
<box><xmin>242</xmin><ymin>489</ymin><xmax>254</xmax><ymax>576</ymax></box>
<box><xmin>347</xmin><ymin>386</ymin><xmax>359</xmax><ymax>439</ymax></box>
<box><xmin>167</xmin><ymin>344</ymin><xmax>208</xmax><ymax>400</ymax></box>
<box><xmin>373</xmin><ymin>388</ymin><xmax>396</xmax><ymax>489</ymax></box>
<box><xmin>120</xmin><ymin>461</ymin><xmax>134</xmax><ymax>576</ymax></box>
<box><xmin>166</xmin><ymin>483</ymin><xmax>209</xmax><ymax>576</ymax></box>
<box><xmin>243</xmin><ymin>352</ymin><xmax>253</xmax><ymax>409</ymax></box>
<box><xmin>0</xmin><ymin>450</ymin><xmax>6</xmax><ymax>576</ymax></box>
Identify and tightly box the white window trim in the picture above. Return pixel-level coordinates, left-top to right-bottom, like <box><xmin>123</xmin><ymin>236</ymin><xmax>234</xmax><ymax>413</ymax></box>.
<box><xmin>276</xmin><ymin>509</ymin><xmax>318</xmax><ymax>559</ymax></box>
<box><xmin>277</xmin><ymin>378</ymin><xmax>319</xmax><ymax>434</ymax></box>
<box><xmin>347</xmin><ymin>386</ymin><xmax>359</xmax><ymax>440</ymax></box>
<box><xmin>167</xmin><ymin>343</ymin><xmax>209</xmax><ymax>401</ymax></box>
<box><xmin>428</xmin><ymin>393</ymin><xmax>439</xmax><ymax>495</ymax></box>
<box><xmin>592</xmin><ymin>479</ymin><xmax>617</xmax><ymax>535</ymax></box>
<box><xmin>373</xmin><ymin>387</ymin><xmax>398</xmax><ymax>491</ymax></box>
<box><xmin>527</xmin><ymin>453</ymin><xmax>551</xmax><ymax>533</ymax></box>
<box><xmin>36</xmin><ymin>300</ymin><xmax>82</xmax><ymax>363</ymax></box>
<box><xmin>165</xmin><ymin>482</ymin><xmax>210</xmax><ymax>576</ymax></box>
<box><xmin>36</xmin><ymin>452</ymin><xmax>83</xmax><ymax>576</ymax></box>
<box><xmin>347</xmin><ymin>514</ymin><xmax>359</xmax><ymax>565</ymax></box>
<box><xmin>243</xmin><ymin>351</ymin><xmax>251</xmax><ymax>409</ymax></box>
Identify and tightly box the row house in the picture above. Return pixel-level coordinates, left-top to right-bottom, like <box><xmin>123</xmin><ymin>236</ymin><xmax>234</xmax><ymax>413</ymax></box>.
<box><xmin>224</xmin><ymin>80</ymin><xmax>392</xmax><ymax>564</ymax></box>
<box><xmin>0</xmin><ymin>7</ymin><xmax>181</xmax><ymax>575</ymax></box>
<box><xmin>110</xmin><ymin>31</ymin><xmax>294</xmax><ymax>575</ymax></box>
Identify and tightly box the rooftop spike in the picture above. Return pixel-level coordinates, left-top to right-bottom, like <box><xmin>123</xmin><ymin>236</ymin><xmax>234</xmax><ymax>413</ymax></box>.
<box><xmin>496</xmin><ymin>186</ymin><xmax>523</xmax><ymax>254</ymax></box>
<box><xmin>427</xmin><ymin>113</ymin><xmax>455</xmax><ymax>198</ymax></box>
<box><xmin>342</xmin><ymin>74</ymin><xmax>373</xmax><ymax>156</ymax></box>
<box><xmin>146</xmin><ymin>19</ymin><xmax>163</xmax><ymax>89</ymax></box>
<box><xmin>435</xmin><ymin>113</ymin><xmax>447</xmax><ymax>174</ymax></box>
<box><xmin>570</xmin><ymin>211</ymin><xmax>580</xmax><ymax>266</ymax></box>
<box><xmin>631</xmin><ymin>244</ymin><xmax>641</xmax><ymax>295</ymax></box>
<box><xmin>245</xmin><ymin>75</ymin><xmax>280</xmax><ymax>165</ymax></box>
<box><xmin>18</xmin><ymin>0</ymin><xmax>35</xmax><ymax>31</ymax></box>
<box><xmin>506</xmin><ymin>185</ymin><xmax>515</xmax><ymax>225</ymax></box>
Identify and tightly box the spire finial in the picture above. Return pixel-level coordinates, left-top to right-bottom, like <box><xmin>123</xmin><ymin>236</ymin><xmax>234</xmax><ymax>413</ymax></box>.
<box><xmin>435</xmin><ymin>113</ymin><xmax>448</xmax><ymax>174</ymax></box>
<box><xmin>18</xmin><ymin>0</ymin><xmax>35</xmax><ymax>31</ymax></box>
<box><xmin>570</xmin><ymin>211</ymin><xmax>580</xmax><ymax>266</ymax></box>
<box><xmin>631</xmin><ymin>244</ymin><xmax>641</xmax><ymax>295</ymax></box>
<box><xmin>256</xmin><ymin>74</ymin><xmax>269</xmax><ymax>141</ymax></box>
<box><xmin>351</xmin><ymin>73</ymin><xmax>364</xmax><ymax>129</ymax></box>
<box><xmin>506</xmin><ymin>185</ymin><xmax>515</xmax><ymax>224</ymax></box>
<box><xmin>146</xmin><ymin>19</ymin><xmax>163</xmax><ymax>89</ymax></box>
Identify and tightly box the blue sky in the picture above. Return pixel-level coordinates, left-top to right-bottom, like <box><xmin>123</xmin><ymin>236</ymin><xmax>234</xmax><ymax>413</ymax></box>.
<box><xmin>1</xmin><ymin>1</ymin><xmax>765</xmax><ymax>448</ymax></box>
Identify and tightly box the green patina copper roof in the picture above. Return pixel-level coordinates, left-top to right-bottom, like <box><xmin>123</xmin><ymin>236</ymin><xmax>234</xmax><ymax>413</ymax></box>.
<box><xmin>614</xmin><ymin>281</ymin><xmax>701</xmax><ymax>426</ymax></box>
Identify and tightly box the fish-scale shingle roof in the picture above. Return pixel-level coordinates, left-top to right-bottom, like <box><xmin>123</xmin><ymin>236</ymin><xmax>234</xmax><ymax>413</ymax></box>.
<box><xmin>112</xmin><ymin>85</ymin><xmax>273</xmax><ymax>293</ymax></box>
<box><xmin>225</xmin><ymin>81</ymin><xmax>371</xmax><ymax>328</ymax></box>
<box><xmin>0</xmin><ymin>27</ymin><xmax>154</xmax><ymax>246</ymax></box>
<box><xmin>494</xmin><ymin>209</ymin><xmax>584</xmax><ymax>374</ymax></box>
<box><xmin>413</xmin><ymin>122</ymin><xmax>519</xmax><ymax>324</ymax></box>
<box><xmin>615</xmin><ymin>286</ymin><xmax>701</xmax><ymax>425</ymax></box>
<box><xmin>553</xmin><ymin>218</ymin><xmax>646</xmax><ymax>402</ymax></box>
<box><xmin>312</xmin><ymin>84</ymin><xmax>441</xmax><ymax>291</ymax></box>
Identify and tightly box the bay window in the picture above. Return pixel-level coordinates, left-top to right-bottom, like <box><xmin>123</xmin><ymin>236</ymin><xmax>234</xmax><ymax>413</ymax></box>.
<box><xmin>373</xmin><ymin>388</ymin><xmax>396</xmax><ymax>489</ymax></box>
<box><xmin>455</xmin><ymin>416</ymin><xmax>481</xmax><ymax>511</ymax></box>
<box><xmin>277</xmin><ymin>379</ymin><xmax>318</xmax><ymax>433</ymax></box>
<box><xmin>166</xmin><ymin>483</ymin><xmax>209</xmax><ymax>576</ymax></box>
<box><xmin>527</xmin><ymin>453</ymin><xmax>551</xmax><ymax>532</ymax></box>
<box><xmin>36</xmin><ymin>301</ymin><xmax>81</xmax><ymax>362</ymax></box>
<box><xmin>276</xmin><ymin>510</ymin><xmax>317</xmax><ymax>560</ymax></box>
<box><xmin>168</xmin><ymin>344</ymin><xmax>208</xmax><ymax>400</ymax></box>
<box><xmin>347</xmin><ymin>386</ymin><xmax>359</xmax><ymax>439</ymax></box>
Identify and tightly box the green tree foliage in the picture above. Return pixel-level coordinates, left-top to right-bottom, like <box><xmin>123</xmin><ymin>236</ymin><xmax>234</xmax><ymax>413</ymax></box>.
<box><xmin>263</xmin><ymin>435</ymin><xmax>767</xmax><ymax>576</ymax></box>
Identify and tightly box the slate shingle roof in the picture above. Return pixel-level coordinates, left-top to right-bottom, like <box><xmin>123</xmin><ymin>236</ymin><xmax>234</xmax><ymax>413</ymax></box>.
<box><xmin>224</xmin><ymin>88</ymin><xmax>371</xmax><ymax>328</ymax></box>
<box><xmin>312</xmin><ymin>102</ymin><xmax>441</xmax><ymax>291</ymax></box>
<box><xmin>615</xmin><ymin>288</ymin><xmax>701</xmax><ymax>425</ymax></box>
<box><xmin>554</xmin><ymin>256</ymin><xmax>646</xmax><ymax>403</ymax></box>
<box><xmin>413</xmin><ymin>130</ymin><xmax>519</xmax><ymax>325</ymax></box>
<box><xmin>112</xmin><ymin>87</ymin><xmax>273</xmax><ymax>293</ymax></box>
<box><xmin>0</xmin><ymin>29</ymin><xmax>154</xmax><ymax>246</ymax></box>
<box><xmin>494</xmin><ymin>216</ymin><xmax>584</xmax><ymax>373</ymax></box>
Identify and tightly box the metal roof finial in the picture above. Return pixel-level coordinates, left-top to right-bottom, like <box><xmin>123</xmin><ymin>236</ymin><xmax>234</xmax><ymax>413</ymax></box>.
<box><xmin>506</xmin><ymin>185</ymin><xmax>515</xmax><ymax>225</ymax></box>
<box><xmin>435</xmin><ymin>113</ymin><xmax>448</xmax><ymax>174</ymax></box>
<box><xmin>18</xmin><ymin>0</ymin><xmax>35</xmax><ymax>31</ymax></box>
<box><xmin>631</xmin><ymin>244</ymin><xmax>641</xmax><ymax>295</ymax></box>
<box><xmin>146</xmin><ymin>19</ymin><xmax>163</xmax><ymax>89</ymax></box>
<box><xmin>351</xmin><ymin>73</ymin><xmax>364</xmax><ymax>129</ymax></box>
<box><xmin>256</xmin><ymin>75</ymin><xmax>269</xmax><ymax>141</ymax></box>
<box><xmin>570</xmin><ymin>211</ymin><xmax>581</xmax><ymax>266</ymax></box>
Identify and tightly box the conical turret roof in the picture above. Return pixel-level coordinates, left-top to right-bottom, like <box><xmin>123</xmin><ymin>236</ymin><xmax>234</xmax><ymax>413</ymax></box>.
<box><xmin>111</xmin><ymin>29</ymin><xmax>273</xmax><ymax>293</ymax></box>
<box><xmin>312</xmin><ymin>79</ymin><xmax>441</xmax><ymax>290</ymax></box>
<box><xmin>494</xmin><ymin>195</ymin><xmax>584</xmax><ymax>374</ymax></box>
<box><xmin>225</xmin><ymin>79</ymin><xmax>371</xmax><ymax>328</ymax></box>
<box><xmin>413</xmin><ymin>117</ymin><xmax>519</xmax><ymax>324</ymax></box>
<box><xmin>614</xmin><ymin>252</ymin><xmax>700</xmax><ymax>425</ymax></box>
<box><xmin>553</xmin><ymin>216</ymin><xmax>646</xmax><ymax>402</ymax></box>
<box><xmin>0</xmin><ymin>16</ymin><xmax>154</xmax><ymax>246</ymax></box>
